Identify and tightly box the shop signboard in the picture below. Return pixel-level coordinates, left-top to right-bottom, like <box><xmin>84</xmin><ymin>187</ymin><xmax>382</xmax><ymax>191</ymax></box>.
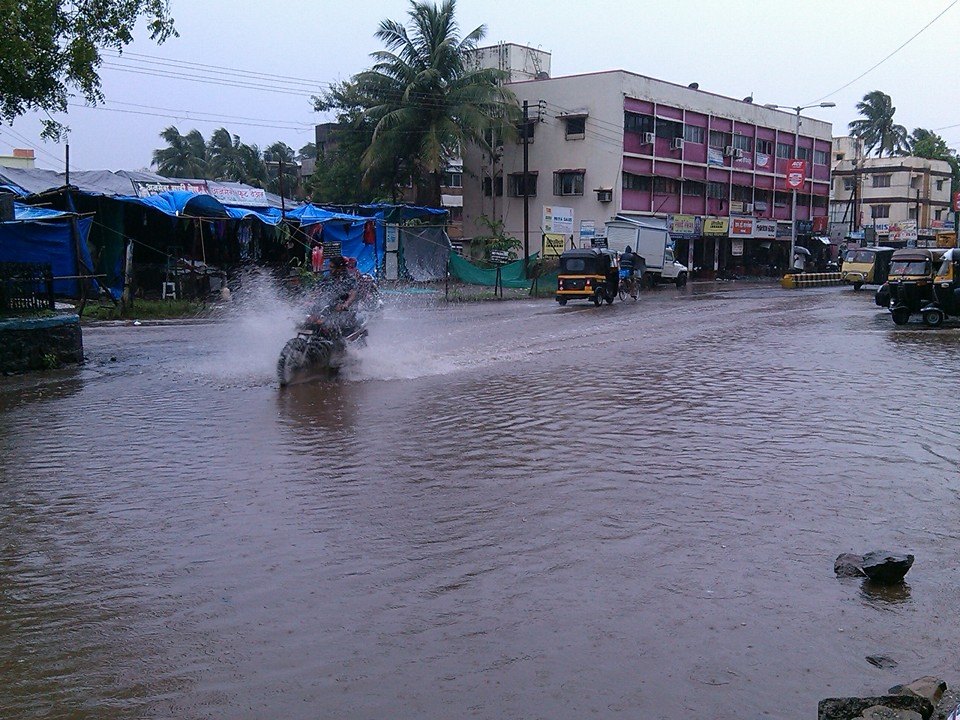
<box><xmin>812</xmin><ymin>216</ymin><xmax>828</xmax><ymax>232</ymax></box>
<box><xmin>703</xmin><ymin>217</ymin><xmax>729</xmax><ymax>235</ymax></box>
<box><xmin>888</xmin><ymin>220</ymin><xmax>918</xmax><ymax>244</ymax></box>
<box><xmin>730</xmin><ymin>217</ymin><xmax>753</xmax><ymax>236</ymax></box>
<box><xmin>668</xmin><ymin>214</ymin><xmax>700</xmax><ymax>237</ymax></box>
<box><xmin>578</xmin><ymin>219</ymin><xmax>595</xmax><ymax>244</ymax></box>
<box><xmin>731</xmin><ymin>239</ymin><xmax>744</xmax><ymax>256</ymax></box>
<box><xmin>207</xmin><ymin>183</ymin><xmax>269</xmax><ymax>207</ymax></box>
<box><xmin>953</xmin><ymin>190</ymin><xmax>960</xmax><ymax>212</ymax></box>
<box><xmin>542</xmin><ymin>233</ymin><xmax>566</xmax><ymax>257</ymax></box>
<box><xmin>936</xmin><ymin>232</ymin><xmax>957</xmax><ymax>248</ymax></box>
<box><xmin>133</xmin><ymin>179</ymin><xmax>208</xmax><ymax>197</ymax></box>
<box><xmin>776</xmin><ymin>222</ymin><xmax>792</xmax><ymax>238</ymax></box>
<box><xmin>785</xmin><ymin>159</ymin><xmax>807</xmax><ymax>190</ymax></box>
<box><xmin>707</xmin><ymin>147</ymin><xmax>725</xmax><ymax>166</ymax></box>
<box><xmin>543</xmin><ymin>205</ymin><xmax>574</xmax><ymax>234</ymax></box>
<box><xmin>796</xmin><ymin>220</ymin><xmax>813</xmax><ymax>235</ymax></box>
<box><xmin>753</xmin><ymin>219</ymin><xmax>777</xmax><ymax>239</ymax></box>
<box><xmin>729</xmin><ymin>201</ymin><xmax>746</xmax><ymax>214</ymax></box>
<box><xmin>755</xmin><ymin>152</ymin><xmax>771</xmax><ymax>170</ymax></box>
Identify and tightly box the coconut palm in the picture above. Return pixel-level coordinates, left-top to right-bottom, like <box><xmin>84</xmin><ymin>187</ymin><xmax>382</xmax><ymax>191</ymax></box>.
<box><xmin>848</xmin><ymin>91</ymin><xmax>908</xmax><ymax>157</ymax></box>
<box><xmin>354</xmin><ymin>0</ymin><xmax>517</xmax><ymax>206</ymax></box>
<box><xmin>152</xmin><ymin>126</ymin><xmax>208</xmax><ymax>178</ymax></box>
<box><xmin>264</xmin><ymin>141</ymin><xmax>298</xmax><ymax>195</ymax></box>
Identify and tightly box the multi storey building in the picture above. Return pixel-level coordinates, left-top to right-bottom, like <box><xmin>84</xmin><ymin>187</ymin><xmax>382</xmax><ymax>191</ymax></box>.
<box><xmin>829</xmin><ymin>135</ymin><xmax>953</xmax><ymax>247</ymax></box>
<box><xmin>462</xmin><ymin>55</ymin><xmax>833</xmax><ymax>277</ymax></box>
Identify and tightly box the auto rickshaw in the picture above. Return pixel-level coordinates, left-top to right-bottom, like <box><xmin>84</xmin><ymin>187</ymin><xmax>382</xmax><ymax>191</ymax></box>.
<box><xmin>885</xmin><ymin>248</ymin><xmax>947</xmax><ymax>325</ymax></box>
<box><xmin>841</xmin><ymin>246</ymin><xmax>894</xmax><ymax>290</ymax></box>
<box><xmin>556</xmin><ymin>248</ymin><xmax>620</xmax><ymax>306</ymax></box>
<box><xmin>918</xmin><ymin>248</ymin><xmax>960</xmax><ymax>327</ymax></box>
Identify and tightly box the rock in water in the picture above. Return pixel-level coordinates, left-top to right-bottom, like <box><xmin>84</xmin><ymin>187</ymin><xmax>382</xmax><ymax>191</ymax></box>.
<box><xmin>835</xmin><ymin>553</ymin><xmax>866</xmax><ymax>577</ymax></box>
<box><xmin>818</xmin><ymin>695</ymin><xmax>933</xmax><ymax>720</ymax></box>
<box><xmin>861</xmin><ymin>551</ymin><xmax>914</xmax><ymax>584</ymax></box>
<box><xmin>866</xmin><ymin>654</ymin><xmax>898</xmax><ymax>669</ymax></box>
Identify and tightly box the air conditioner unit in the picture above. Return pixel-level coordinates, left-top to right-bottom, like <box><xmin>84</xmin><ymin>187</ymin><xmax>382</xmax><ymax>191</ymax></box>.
<box><xmin>643</xmin><ymin>132</ymin><xmax>655</xmax><ymax>144</ymax></box>
<box><xmin>723</xmin><ymin>146</ymin><xmax>735</xmax><ymax>157</ymax></box>
<box><xmin>596</xmin><ymin>188</ymin><xmax>613</xmax><ymax>203</ymax></box>
<box><xmin>733</xmin><ymin>148</ymin><xmax>744</xmax><ymax>159</ymax></box>
<box><xmin>671</xmin><ymin>137</ymin><xmax>684</xmax><ymax>150</ymax></box>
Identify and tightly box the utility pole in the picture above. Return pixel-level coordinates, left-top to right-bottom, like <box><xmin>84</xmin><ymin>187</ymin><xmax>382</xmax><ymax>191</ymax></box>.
<box><xmin>278</xmin><ymin>156</ymin><xmax>286</xmax><ymax>221</ymax></box>
<box><xmin>522</xmin><ymin>99</ymin><xmax>530</xmax><ymax>278</ymax></box>
<box><xmin>65</xmin><ymin>143</ymin><xmax>70</xmax><ymax>187</ymax></box>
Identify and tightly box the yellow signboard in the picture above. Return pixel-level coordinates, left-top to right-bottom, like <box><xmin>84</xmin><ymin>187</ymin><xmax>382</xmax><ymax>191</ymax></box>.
<box><xmin>543</xmin><ymin>233</ymin><xmax>567</xmax><ymax>257</ymax></box>
<box><xmin>936</xmin><ymin>231</ymin><xmax>957</xmax><ymax>248</ymax></box>
<box><xmin>702</xmin><ymin>217</ymin><xmax>729</xmax><ymax>236</ymax></box>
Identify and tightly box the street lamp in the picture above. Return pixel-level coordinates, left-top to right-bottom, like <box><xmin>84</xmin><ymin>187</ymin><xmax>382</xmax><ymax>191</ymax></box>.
<box><xmin>763</xmin><ymin>101</ymin><xmax>836</xmax><ymax>271</ymax></box>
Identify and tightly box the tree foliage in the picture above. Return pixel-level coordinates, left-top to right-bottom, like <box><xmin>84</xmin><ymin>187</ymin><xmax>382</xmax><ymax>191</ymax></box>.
<box><xmin>317</xmin><ymin>0</ymin><xmax>518</xmax><ymax>207</ymax></box>
<box><xmin>905</xmin><ymin>127</ymin><xmax>960</xmax><ymax>189</ymax></box>
<box><xmin>848</xmin><ymin>91</ymin><xmax>908</xmax><ymax>157</ymax></box>
<box><xmin>1</xmin><ymin>0</ymin><xmax>177</xmax><ymax>139</ymax></box>
<box><xmin>151</xmin><ymin>126</ymin><xmax>303</xmax><ymax>196</ymax></box>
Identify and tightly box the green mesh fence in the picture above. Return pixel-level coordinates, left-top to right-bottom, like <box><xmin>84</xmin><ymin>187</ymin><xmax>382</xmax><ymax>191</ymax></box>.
<box><xmin>448</xmin><ymin>252</ymin><xmax>558</xmax><ymax>290</ymax></box>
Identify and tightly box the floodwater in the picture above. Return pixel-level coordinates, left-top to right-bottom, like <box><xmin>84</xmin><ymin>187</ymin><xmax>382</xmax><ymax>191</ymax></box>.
<box><xmin>2</xmin><ymin>282</ymin><xmax>960</xmax><ymax>719</ymax></box>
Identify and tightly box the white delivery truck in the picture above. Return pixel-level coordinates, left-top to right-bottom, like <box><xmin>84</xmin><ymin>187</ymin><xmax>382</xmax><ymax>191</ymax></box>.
<box><xmin>603</xmin><ymin>216</ymin><xmax>688</xmax><ymax>288</ymax></box>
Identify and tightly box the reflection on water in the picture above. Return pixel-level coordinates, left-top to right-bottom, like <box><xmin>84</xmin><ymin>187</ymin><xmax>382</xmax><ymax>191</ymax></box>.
<box><xmin>2</xmin><ymin>286</ymin><xmax>960</xmax><ymax>719</ymax></box>
<box><xmin>860</xmin><ymin>580</ymin><xmax>913</xmax><ymax>606</ymax></box>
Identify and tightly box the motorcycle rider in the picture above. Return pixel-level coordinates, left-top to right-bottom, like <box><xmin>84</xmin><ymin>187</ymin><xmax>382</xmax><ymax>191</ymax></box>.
<box><xmin>307</xmin><ymin>255</ymin><xmax>359</xmax><ymax>336</ymax></box>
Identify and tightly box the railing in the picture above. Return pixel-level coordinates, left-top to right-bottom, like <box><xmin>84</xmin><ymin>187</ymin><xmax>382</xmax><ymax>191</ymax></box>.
<box><xmin>0</xmin><ymin>262</ymin><xmax>55</xmax><ymax>313</ymax></box>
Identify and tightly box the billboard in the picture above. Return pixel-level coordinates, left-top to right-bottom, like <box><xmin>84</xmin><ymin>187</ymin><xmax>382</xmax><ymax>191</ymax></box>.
<box><xmin>542</xmin><ymin>233</ymin><xmax>566</xmax><ymax>257</ymax></box>
<box><xmin>785</xmin><ymin>159</ymin><xmax>807</xmax><ymax>190</ymax></box>
<box><xmin>207</xmin><ymin>183</ymin><xmax>269</xmax><ymax>207</ymax></box>
<box><xmin>133</xmin><ymin>179</ymin><xmax>208</xmax><ymax>197</ymax></box>
<box><xmin>888</xmin><ymin>220</ymin><xmax>918</xmax><ymax>244</ymax></box>
<box><xmin>702</xmin><ymin>217</ymin><xmax>729</xmax><ymax>235</ymax></box>
<box><xmin>543</xmin><ymin>205</ymin><xmax>574</xmax><ymax>233</ymax></box>
<box><xmin>668</xmin><ymin>214</ymin><xmax>701</xmax><ymax>238</ymax></box>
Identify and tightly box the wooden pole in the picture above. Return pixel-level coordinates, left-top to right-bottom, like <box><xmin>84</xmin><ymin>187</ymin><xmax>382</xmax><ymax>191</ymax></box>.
<box><xmin>120</xmin><ymin>239</ymin><xmax>134</xmax><ymax>313</ymax></box>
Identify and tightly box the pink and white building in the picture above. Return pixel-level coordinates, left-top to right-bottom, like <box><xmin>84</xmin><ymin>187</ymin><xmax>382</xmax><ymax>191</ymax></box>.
<box><xmin>463</xmin><ymin>56</ymin><xmax>833</xmax><ymax>277</ymax></box>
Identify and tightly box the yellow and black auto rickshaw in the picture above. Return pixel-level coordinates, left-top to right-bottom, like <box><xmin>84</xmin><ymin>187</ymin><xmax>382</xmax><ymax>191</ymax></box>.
<box><xmin>556</xmin><ymin>248</ymin><xmax>620</xmax><ymax>306</ymax></box>
<box><xmin>919</xmin><ymin>248</ymin><xmax>960</xmax><ymax>327</ymax></box>
<box><xmin>885</xmin><ymin>248</ymin><xmax>947</xmax><ymax>325</ymax></box>
<box><xmin>841</xmin><ymin>246</ymin><xmax>894</xmax><ymax>290</ymax></box>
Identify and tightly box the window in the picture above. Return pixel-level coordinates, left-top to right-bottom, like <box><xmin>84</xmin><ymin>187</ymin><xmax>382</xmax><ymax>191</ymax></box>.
<box><xmin>937</xmin><ymin>179</ymin><xmax>945</xmax><ymax>191</ymax></box>
<box><xmin>682</xmin><ymin>180</ymin><xmax>704</xmax><ymax>196</ymax></box>
<box><xmin>813</xmin><ymin>195</ymin><xmax>827</xmax><ymax>208</ymax></box>
<box><xmin>653</xmin><ymin>177</ymin><xmax>679</xmax><ymax>194</ymax></box>
<box><xmin>871</xmin><ymin>204</ymin><xmax>890</xmax><ymax>219</ymax></box>
<box><xmin>684</xmin><ymin>125</ymin><xmax>705</xmax><ymax>144</ymax></box>
<box><xmin>442</xmin><ymin>171</ymin><xmax>462</xmax><ymax>188</ymax></box>
<box><xmin>835</xmin><ymin>152</ymin><xmax>846</xmax><ymax>161</ymax></box>
<box><xmin>796</xmin><ymin>146</ymin><xmax>811</xmax><ymax>160</ymax></box>
<box><xmin>910</xmin><ymin>176</ymin><xmax>921</xmax><ymax>189</ymax></box>
<box><xmin>507</xmin><ymin>172</ymin><xmax>537</xmax><ymax>197</ymax></box>
<box><xmin>872</xmin><ymin>174</ymin><xmax>891</xmax><ymax>188</ymax></box>
<box><xmin>564</xmin><ymin>116</ymin><xmax>586</xmax><ymax>138</ymax></box>
<box><xmin>908</xmin><ymin>207</ymin><xmax>917</xmax><ymax>220</ymax></box>
<box><xmin>553</xmin><ymin>170</ymin><xmax>584</xmax><ymax>196</ymax></box>
<box><xmin>814</xmin><ymin>149</ymin><xmax>828</xmax><ymax>165</ymax></box>
<box><xmin>709</xmin><ymin>130</ymin><xmax>730</xmax><ymax>148</ymax></box>
<box><xmin>707</xmin><ymin>181</ymin><xmax>726</xmax><ymax>199</ymax></box>
<box><xmin>756</xmin><ymin>139</ymin><xmax>773</xmax><ymax>155</ymax></box>
<box><xmin>843</xmin><ymin>177</ymin><xmax>855</xmax><ymax>192</ymax></box>
<box><xmin>733</xmin><ymin>134</ymin><xmax>752</xmax><ymax>152</ymax></box>
<box><xmin>936</xmin><ymin>209</ymin><xmax>944</xmax><ymax>220</ymax></box>
<box><xmin>483</xmin><ymin>175</ymin><xmax>503</xmax><ymax>197</ymax></box>
<box><xmin>622</xmin><ymin>172</ymin><xmax>651</xmax><ymax>191</ymax></box>
<box><xmin>655</xmin><ymin>118</ymin><xmax>683</xmax><ymax>140</ymax></box>
<box><xmin>624</xmin><ymin>111</ymin><xmax>654</xmax><ymax>134</ymax></box>
<box><xmin>732</xmin><ymin>185</ymin><xmax>752</xmax><ymax>202</ymax></box>
<box><xmin>774</xmin><ymin>191</ymin><xmax>791</xmax><ymax>207</ymax></box>
<box><xmin>776</xmin><ymin>142</ymin><xmax>793</xmax><ymax>159</ymax></box>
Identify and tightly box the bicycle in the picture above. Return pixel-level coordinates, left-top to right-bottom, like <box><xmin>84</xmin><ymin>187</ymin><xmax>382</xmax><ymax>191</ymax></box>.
<box><xmin>618</xmin><ymin>273</ymin><xmax>640</xmax><ymax>301</ymax></box>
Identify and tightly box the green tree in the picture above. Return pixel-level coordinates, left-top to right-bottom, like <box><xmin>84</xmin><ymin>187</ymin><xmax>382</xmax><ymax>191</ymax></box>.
<box><xmin>1</xmin><ymin>0</ymin><xmax>177</xmax><ymax>139</ymax></box>
<box><xmin>297</xmin><ymin>142</ymin><xmax>317</xmax><ymax>160</ymax></box>
<box><xmin>263</xmin><ymin>141</ymin><xmax>298</xmax><ymax>196</ymax></box>
<box><xmin>905</xmin><ymin>127</ymin><xmax>960</xmax><ymax>190</ymax></box>
<box><xmin>352</xmin><ymin>0</ymin><xmax>517</xmax><ymax>206</ymax></box>
<box><xmin>152</xmin><ymin>126</ymin><xmax>208</xmax><ymax>178</ymax></box>
<box><xmin>848</xmin><ymin>91</ymin><xmax>908</xmax><ymax>157</ymax></box>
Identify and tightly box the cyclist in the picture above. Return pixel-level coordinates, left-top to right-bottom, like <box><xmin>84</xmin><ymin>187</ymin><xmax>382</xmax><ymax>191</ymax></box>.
<box><xmin>619</xmin><ymin>245</ymin><xmax>643</xmax><ymax>298</ymax></box>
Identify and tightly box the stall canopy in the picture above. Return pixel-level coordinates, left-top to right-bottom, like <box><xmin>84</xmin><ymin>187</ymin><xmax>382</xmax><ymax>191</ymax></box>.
<box><xmin>0</xmin><ymin>203</ymin><xmax>96</xmax><ymax>296</ymax></box>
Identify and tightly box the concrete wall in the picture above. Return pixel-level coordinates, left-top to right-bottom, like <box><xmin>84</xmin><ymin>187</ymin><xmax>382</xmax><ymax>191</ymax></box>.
<box><xmin>0</xmin><ymin>315</ymin><xmax>83</xmax><ymax>373</ymax></box>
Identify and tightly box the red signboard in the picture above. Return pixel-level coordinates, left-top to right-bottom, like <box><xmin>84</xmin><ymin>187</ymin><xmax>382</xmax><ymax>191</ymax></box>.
<box><xmin>785</xmin><ymin>159</ymin><xmax>807</xmax><ymax>190</ymax></box>
<box><xmin>953</xmin><ymin>191</ymin><xmax>960</xmax><ymax>212</ymax></box>
<box><xmin>731</xmin><ymin>217</ymin><xmax>753</xmax><ymax>235</ymax></box>
<box><xmin>812</xmin><ymin>216</ymin><xmax>828</xmax><ymax>232</ymax></box>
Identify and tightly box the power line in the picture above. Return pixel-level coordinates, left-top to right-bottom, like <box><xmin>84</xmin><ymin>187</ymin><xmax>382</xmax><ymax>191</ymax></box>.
<box><xmin>67</xmin><ymin>103</ymin><xmax>315</xmax><ymax>132</ymax></box>
<box><xmin>0</xmin><ymin>127</ymin><xmax>70</xmax><ymax>170</ymax></box>
<box><xmin>812</xmin><ymin>0</ymin><xmax>959</xmax><ymax>103</ymax></box>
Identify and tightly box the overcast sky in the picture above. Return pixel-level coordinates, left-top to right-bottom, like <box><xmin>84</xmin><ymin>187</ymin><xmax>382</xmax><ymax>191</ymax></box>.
<box><xmin>4</xmin><ymin>0</ymin><xmax>958</xmax><ymax>172</ymax></box>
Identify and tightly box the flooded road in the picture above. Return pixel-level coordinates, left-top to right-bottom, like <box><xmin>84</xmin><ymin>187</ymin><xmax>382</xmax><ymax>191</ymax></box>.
<box><xmin>3</xmin><ymin>283</ymin><xmax>960</xmax><ymax>719</ymax></box>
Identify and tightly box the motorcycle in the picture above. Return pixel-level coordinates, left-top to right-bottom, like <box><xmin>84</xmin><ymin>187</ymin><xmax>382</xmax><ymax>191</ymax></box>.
<box><xmin>276</xmin><ymin>274</ymin><xmax>382</xmax><ymax>386</ymax></box>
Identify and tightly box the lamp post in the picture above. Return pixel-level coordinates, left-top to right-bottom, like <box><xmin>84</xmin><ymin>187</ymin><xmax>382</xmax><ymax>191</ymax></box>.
<box><xmin>764</xmin><ymin>101</ymin><xmax>835</xmax><ymax>271</ymax></box>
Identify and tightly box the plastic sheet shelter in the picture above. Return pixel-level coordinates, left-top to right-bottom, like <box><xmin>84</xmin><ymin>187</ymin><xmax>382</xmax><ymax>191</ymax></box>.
<box><xmin>0</xmin><ymin>204</ymin><xmax>96</xmax><ymax>297</ymax></box>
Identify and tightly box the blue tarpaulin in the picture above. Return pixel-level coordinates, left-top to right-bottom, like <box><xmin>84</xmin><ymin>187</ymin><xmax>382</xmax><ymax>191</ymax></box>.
<box><xmin>0</xmin><ymin>213</ymin><xmax>95</xmax><ymax>297</ymax></box>
<box><xmin>116</xmin><ymin>190</ymin><xmax>230</xmax><ymax>218</ymax></box>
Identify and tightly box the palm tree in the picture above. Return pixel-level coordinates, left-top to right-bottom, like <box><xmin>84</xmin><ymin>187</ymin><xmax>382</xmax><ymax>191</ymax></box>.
<box><xmin>152</xmin><ymin>126</ymin><xmax>208</xmax><ymax>178</ymax></box>
<box><xmin>354</xmin><ymin>0</ymin><xmax>517</xmax><ymax>206</ymax></box>
<box><xmin>848</xmin><ymin>91</ymin><xmax>908</xmax><ymax>157</ymax></box>
<box><xmin>206</xmin><ymin>127</ymin><xmax>241</xmax><ymax>180</ymax></box>
<box><xmin>264</xmin><ymin>141</ymin><xmax>298</xmax><ymax>195</ymax></box>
